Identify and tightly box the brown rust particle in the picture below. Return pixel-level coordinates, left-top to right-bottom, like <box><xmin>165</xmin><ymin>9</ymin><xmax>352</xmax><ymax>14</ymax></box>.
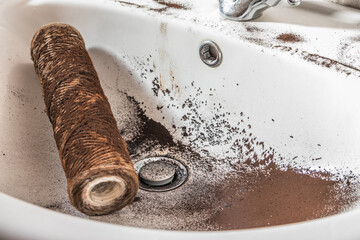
<box><xmin>277</xmin><ymin>33</ymin><xmax>303</xmax><ymax>43</ymax></box>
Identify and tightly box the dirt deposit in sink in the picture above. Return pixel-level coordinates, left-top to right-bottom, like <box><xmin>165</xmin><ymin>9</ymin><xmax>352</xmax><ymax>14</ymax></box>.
<box><xmin>88</xmin><ymin>94</ymin><xmax>359</xmax><ymax>231</ymax></box>
<box><xmin>209</xmin><ymin>163</ymin><xmax>357</xmax><ymax>230</ymax></box>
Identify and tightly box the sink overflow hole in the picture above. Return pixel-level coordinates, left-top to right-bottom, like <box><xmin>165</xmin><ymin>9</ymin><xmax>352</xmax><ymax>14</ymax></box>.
<box><xmin>199</xmin><ymin>40</ymin><xmax>222</xmax><ymax>67</ymax></box>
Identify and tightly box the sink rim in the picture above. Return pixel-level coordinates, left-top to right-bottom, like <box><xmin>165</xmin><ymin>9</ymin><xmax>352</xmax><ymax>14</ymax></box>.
<box><xmin>1</xmin><ymin>0</ymin><xmax>360</xmax><ymax>239</ymax></box>
<box><xmin>1</xmin><ymin>192</ymin><xmax>360</xmax><ymax>240</ymax></box>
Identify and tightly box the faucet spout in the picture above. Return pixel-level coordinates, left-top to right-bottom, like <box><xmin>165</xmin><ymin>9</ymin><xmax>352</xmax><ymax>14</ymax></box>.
<box><xmin>219</xmin><ymin>0</ymin><xmax>282</xmax><ymax>21</ymax></box>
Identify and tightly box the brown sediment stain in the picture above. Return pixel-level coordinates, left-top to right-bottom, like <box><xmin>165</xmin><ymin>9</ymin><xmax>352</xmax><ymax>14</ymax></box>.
<box><xmin>301</xmin><ymin>51</ymin><xmax>360</xmax><ymax>75</ymax></box>
<box><xmin>277</xmin><ymin>33</ymin><xmax>304</xmax><ymax>43</ymax></box>
<box><xmin>209</xmin><ymin>164</ymin><xmax>358</xmax><ymax>230</ymax></box>
<box><xmin>272</xmin><ymin>45</ymin><xmax>360</xmax><ymax>75</ymax></box>
<box><xmin>116</xmin><ymin>0</ymin><xmax>189</xmax><ymax>13</ymax></box>
<box><xmin>114</xmin><ymin>95</ymin><xmax>359</xmax><ymax>231</ymax></box>
<box><xmin>124</xmin><ymin>95</ymin><xmax>175</xmax><ymax>155</ymax></box>
<box><xmin>115</xmin><ymin>0</ymin><xmax>166</xmax><ymax>12</ymax></box>
<box><xmin>115</xmin><ymin>1</ymin><xmax>142</xmax><ymax>8</ymax></box>
<box><xmin>245</xmin><ymin>36</ymin><xmax>360</xmax><ymax>77</ymax></box>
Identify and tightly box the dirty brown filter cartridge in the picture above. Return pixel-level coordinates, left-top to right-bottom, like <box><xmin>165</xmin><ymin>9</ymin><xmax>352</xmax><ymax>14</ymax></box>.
<box><xmin>30</xmin><ymin>23</ymin><xmax>139</xmax><ymax>216</ymax></box>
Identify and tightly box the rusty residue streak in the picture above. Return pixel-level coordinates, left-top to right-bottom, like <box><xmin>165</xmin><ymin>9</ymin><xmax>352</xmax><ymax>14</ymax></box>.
<box><xmin>116</xmin><ymin>0</ymin><xmax>189</xmax><ymax>13</ymax></box>
<box><xmin>301</xmin><ymin>51</ymin><xmax>360</xmax><ymax>75</ymax></box>
<box><xmin>115</xmin><ymin>1</ymin><xmax>142</xmax><ymax>8</ymax></box>
<box><xmin>116</xmin><ymin>1</ymin><xmax>159</xmax><ymax>11</ymax></box>
<box><xmin>273</xmin><ymin>45</ymin><xmax>360</xmax><ymax>76</ymax></box>
<box><xmin>245</xmin><ymin>36</ymin><xmax>360</xmax><ymax>77</ymax></box>
<box><xmin>153</xmin><ymin>0</ymin><xmax>189</xmax><ymax>10</ymax></box>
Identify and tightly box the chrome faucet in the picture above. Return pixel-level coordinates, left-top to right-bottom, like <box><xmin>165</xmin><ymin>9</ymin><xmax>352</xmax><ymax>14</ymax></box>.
<box><xmin>219</xmin><ymin>0</ymin><xmax>301</xmax><ymax>21</ymax></box>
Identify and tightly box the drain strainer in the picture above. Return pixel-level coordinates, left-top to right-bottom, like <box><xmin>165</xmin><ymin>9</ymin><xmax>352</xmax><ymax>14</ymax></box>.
<box><xmin>134</xmin><ymin>157</ymin><xmax>188</xmax><ymax>192</ymax></box>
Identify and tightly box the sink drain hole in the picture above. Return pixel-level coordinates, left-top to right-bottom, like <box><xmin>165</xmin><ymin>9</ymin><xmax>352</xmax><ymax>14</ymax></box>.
<box><xmin>199</xmin><ymin>40</ymin><xmax>222</xmax><ymax>67</ymax></box>
<box><xmin>134</xmin><ymin>157</ymin><xmax>188</xmax><ymax>192</ymax></box>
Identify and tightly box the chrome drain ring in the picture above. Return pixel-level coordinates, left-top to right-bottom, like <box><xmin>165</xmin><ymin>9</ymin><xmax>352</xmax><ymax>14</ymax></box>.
<box><xmin>134</xmin><ymin>157</ymin><xmax>188</xmax><ymax>192</ymax></box>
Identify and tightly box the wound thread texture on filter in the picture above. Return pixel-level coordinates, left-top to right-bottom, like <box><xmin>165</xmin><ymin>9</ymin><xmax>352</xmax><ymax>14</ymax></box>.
<box><xmin>30</xmin><ymin>23</ymin><xmax>139</xmax><ymax>216</ymax></box>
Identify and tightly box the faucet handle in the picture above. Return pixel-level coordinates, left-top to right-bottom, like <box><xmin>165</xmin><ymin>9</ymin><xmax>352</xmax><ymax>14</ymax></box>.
<box><xmin>219</xmin><ymin>0</ymin><xmax>282</xmax><ymax>21</ymax></box>
<box><xmin>219</xmin><ymin>0</ymin><xmax>301</xmax><ymax>21</ymax></box>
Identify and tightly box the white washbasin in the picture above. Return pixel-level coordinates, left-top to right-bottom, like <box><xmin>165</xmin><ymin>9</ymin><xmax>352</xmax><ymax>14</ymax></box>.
<box><xmin>1</xmin><ymin>0</ymin><xmax>360</xmax><ymax>239</ymax></box>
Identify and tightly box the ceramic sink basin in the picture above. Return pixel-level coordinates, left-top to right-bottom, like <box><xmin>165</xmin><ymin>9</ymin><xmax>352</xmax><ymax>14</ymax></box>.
<box><xmin>1</xmin><ymin>0</ymin><xmax>360</xmax><ymax>239</ymax></box>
